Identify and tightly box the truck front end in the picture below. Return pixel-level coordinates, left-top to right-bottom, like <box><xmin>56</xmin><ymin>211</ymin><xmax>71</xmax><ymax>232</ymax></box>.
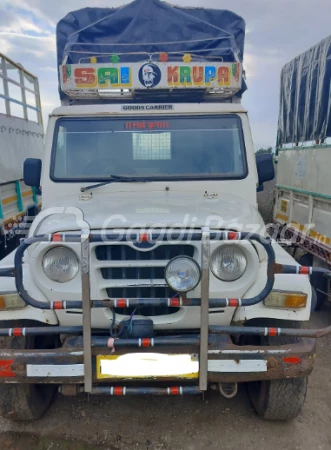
<box><xmin>0</xmin><ymin>0</ymin><xmax>326</xmax><ymax>422</ymax></box>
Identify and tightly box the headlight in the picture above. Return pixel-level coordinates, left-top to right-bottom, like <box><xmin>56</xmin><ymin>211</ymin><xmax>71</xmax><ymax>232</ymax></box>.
<box><xmin>165</xmin><ymin>257</ymin><xmax>201</xmax><ymax>293</ymax></box>
<box><xmin>42</xmin><ymin>246</ymin><xmax>79</xmax><ymax>283</ymax></box>
<box><xmin>210</xmin><ymin>245</ymin><xmax>247</xmax><ymax>281</ymax></box>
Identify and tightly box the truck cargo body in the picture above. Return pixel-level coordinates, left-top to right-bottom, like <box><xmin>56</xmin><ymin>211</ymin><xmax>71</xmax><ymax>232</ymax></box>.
<box><xmin>0</xmin><ymin>53</ymin><xmax>43</xmax><ymax>257</ymax></box>
<box><xmin>274</xmin><ymin>35</ymin><xmax>331</xmax><ymax>308</ymax></box>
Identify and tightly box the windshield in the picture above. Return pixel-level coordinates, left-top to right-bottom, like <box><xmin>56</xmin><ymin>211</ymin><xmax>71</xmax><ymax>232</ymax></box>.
<box><xmin>51</xmin><ymin>115</ymin><xmax>247</xmax><ymax>181</ymax></box>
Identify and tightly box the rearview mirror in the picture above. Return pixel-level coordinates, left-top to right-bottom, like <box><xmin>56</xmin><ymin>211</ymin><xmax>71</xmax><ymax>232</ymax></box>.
<box><xmin>24</xmin><ymin>158</ymin><xmax>42</xmax><ymax>188</ymax></box>
<box><xmin>256</xmin><ymin>153</ymin><xmax>274</xmax><ymax>189</ymax></box>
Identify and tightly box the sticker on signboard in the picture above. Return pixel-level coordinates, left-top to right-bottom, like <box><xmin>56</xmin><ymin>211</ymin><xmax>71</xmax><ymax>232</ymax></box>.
<box><xmin>295</xmin><ymin>155</ymin><xmax>306</xmax><ymax>180</ymax></box>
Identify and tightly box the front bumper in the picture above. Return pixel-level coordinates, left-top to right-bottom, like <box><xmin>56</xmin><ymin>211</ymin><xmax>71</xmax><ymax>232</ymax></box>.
<box><xmin>0</xmin><ymin>333</ymin><xmax>316</xmax><ymax>385</ymax></box>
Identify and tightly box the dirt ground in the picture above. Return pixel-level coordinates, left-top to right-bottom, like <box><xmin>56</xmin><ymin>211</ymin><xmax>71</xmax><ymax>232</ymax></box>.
<box><xmin>2</xmin><ymin>180</ymin><xmax>331</xmax><ymax>450</ymax></box>
<box><xmin>0</xmin><ymin>309</ymin><xmax>331</xmax><ymax>450</ymax></box>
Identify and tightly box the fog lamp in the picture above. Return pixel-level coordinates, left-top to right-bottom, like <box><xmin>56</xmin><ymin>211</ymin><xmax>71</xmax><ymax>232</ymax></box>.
<box><xmin>165</xmin><ymin>257</ymin><xmax>201</xmax><ymax>293</ymax></box>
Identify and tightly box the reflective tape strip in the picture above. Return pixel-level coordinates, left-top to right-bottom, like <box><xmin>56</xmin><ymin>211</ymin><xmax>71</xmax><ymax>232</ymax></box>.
<box><xmin>112</xmin><ymin>386</ymin><xmax>123</xmax><ymax>396</ymax></box>
<box><xmin>208</xmin><ymin>359</ymin><xmax>267</xmax><ymax>373</ymax></box>
<box><xmin>13</xmin><ymin>328</ymin><xmax>22</xmax><ymax>337</ymax></box>
<box><xmin>168</xmin><ymin>386</ymin><xmax>181</xmax><ymax>395</ymax></box>
<box><xmin>2</xmin><ymin>195</ymin><xmax>17</xmax><ymax>206</ymax></box>
<box><xmin>116</xmin><ymin>299</ymin><xmax>128</xmax><ymax>308</ymax></box>
<box><xmin>22</xmin><ymin>189</ymin><xmax>33</xmax><ymax>199</ymax></box>
<box><xmin>228</xmin><ymin>299</ymin><xmax>239</xmax><ymax>307</ymax></box>
<box><xmin>228</xmin><ymin>231</ymin><xmax>239</xmax><ymax>240</ymax></box>
<box><xmin>170</xmin><ymin>297</ymin><xmax>181</xmax><ymax>307</ymax></box>
<box><xmin>140</xmin><ymin>338</ymin><xmax>153</xmax><ymax>347</ymax></box>
<box><xmin>225</xmin><ymin>298</ymin><xmax>242</xmax><ymax>307</ymax></box>
<box><xmin>140</xmin><ymin>233</ymin><xmax>149</xmax><ymax>242</ymax></box>
<box><xmin>0</xmin><ymin>360</ymin><xmax>15</xmax><ymax>377</ymax></box>
<box><xmin>275</xmin><ymin>213</ymin><xmax>288</xmax><ymax>222</ymax></box>
<box><xmin>26</xmin><ymin>364</ymin><xmax>84</xmax><ymax>377</ymax></box>
<box><xmin>268</xmin><ymin>327</ymin><xmax>279</xmax><ymax>337</ymax></box>
<box><xmin>53</xmin><ymin>301</ymin><xmax>64</xmax><ymax>310</ymax></box>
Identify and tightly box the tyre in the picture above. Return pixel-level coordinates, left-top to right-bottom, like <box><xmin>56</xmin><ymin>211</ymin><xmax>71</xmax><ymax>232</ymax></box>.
<box><xmin>247</xmin><ymin>377</ymin><xmax>307</xmax><ymax>421</ymax></box>
<box><xmin>298</xmin><ymin>254</ymin><xmax>327</xmax><ymax>310</ymax></box>
<box><xmin>0</xmin><ymin>320</ymin><xmax>58</xmax><ymax>421</ymax></box>
<box><xmin>311</xmin><ymin>287</ymin><xmax>317</xmax><ymax>312</ymax></box>
<box><xmin>246</xmin><ymin>319</ymin><xmax>308</xmax><ymax>421</ymax></box>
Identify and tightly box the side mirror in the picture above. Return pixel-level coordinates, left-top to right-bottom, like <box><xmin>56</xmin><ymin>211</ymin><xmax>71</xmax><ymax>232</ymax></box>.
<box><xmin>24</xmin><ymin>158</ymin><xmax>42</xmax><ymax>188</ymax></box>
<box><xmin>256</xmin><ymin>153</ymin><xmax>275</xmax><ymax>189</ymax></box>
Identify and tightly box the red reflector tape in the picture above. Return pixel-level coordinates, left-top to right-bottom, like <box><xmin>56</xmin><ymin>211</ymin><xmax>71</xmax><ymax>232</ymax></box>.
<box><xmin>268</xmin><ymin>328</ymin><xmax>278</xmax><ymax>337</ymax></box>
<box><xmin>228</xmin><ymin>232</ymin><xmax>238</xmax><ymax>240</ymax></box>
<box><xmin>0</xmin><ymin>360</ymin><xmax>15</xmax><ymax>377</ymax></box>
<box><xmin>117</xmin><ymin>299</ymin><xmax>127</xmax><ymax>308</ymax></box>
<box><xmin>171</xmin><ymin>298</ymin><xmax>180</xmax><ymax>307</ymax></box>
<box><xmin>113</xmin><ymin>386</ymin><xmax>123</xmax><ymax>396</ymax></box>
<box><xmin>141</xmin><ymin>338</ymin><xmax>151</xmax><ymax>347</ymax></box>
<box><xmin>13</xmin><ymin>328</ymin><xmax>22</xmax><ymax>337</ymax></box>
<box><xmin>140</xmin><ymin>233</ymin><xmax>149</xmax><ymax>242</ymax></box>
<box><xmin>170</xmin><ymin>387</ymin><xmax>179</xmax><ymax>395</ymax></box>
<box><xmin>52</xmin><ymin>233</ymin><xmax>62</xmax><ymax>242</ymax></box>
<box><xmin>283</xmin><ymin>356</ymin><xmax>301</xmax><ymax>365</ymax></box>
<box><xmin>229</xmin><ymin>299</ymin><xmax>239</xmax><ymax>307</ymax></box>
<box><xmin>53</xmin><ymin>301</ymin><xmax>64</xmax><ymax>310</ymax></box>
<box><xmin>299</xmin><ymin>266</ymin><xmax>310</xmax><ymax>275</ymax></box>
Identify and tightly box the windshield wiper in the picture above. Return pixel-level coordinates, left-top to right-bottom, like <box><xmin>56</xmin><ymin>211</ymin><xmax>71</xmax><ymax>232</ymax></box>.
<box><xmin>80</xmin><ymin>175</ymin><xmax>150</xmax><ymax>192</ymax></box>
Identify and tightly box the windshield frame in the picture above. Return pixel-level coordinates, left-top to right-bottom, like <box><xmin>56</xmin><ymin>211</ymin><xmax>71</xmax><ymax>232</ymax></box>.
<box><xmin>50</xmin><ymin>114</ymin><xmax>248</xmax><ymax>183</ymax></box>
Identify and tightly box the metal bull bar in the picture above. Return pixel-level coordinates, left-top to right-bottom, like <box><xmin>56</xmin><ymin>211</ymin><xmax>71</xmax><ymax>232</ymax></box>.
<box><xmin>0</xmin><ymin>228</ymin><xmax>331</xmax><ymax>394</ymax></box>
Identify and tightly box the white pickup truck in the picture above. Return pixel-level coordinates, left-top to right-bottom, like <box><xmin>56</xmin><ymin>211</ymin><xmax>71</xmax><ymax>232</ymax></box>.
<box><xmin>0</xmin><ymin>0</ymin><xmax>326</xmax><ymax>423</ymax></box>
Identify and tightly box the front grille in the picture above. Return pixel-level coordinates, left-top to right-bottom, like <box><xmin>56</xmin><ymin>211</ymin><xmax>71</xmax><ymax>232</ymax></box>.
<box><xmin>95</xmin><ymin>244</ymin><xmax>195</xmax><ymax>300</ymax></box>
<box><xmin>95</xmin><ymin>244</ymin><xmax>194</xmax><ymax>261</ymax></box>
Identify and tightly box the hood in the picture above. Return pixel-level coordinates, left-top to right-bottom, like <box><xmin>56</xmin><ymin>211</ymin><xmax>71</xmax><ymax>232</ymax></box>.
<box><xmin>31</xmin><ymin>191</ymin><xmax>264</xmax><ymax>235</ymax></box>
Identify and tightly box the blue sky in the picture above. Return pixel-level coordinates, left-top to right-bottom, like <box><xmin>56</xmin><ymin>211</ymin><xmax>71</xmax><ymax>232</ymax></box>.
<box><xmin>1</xmin><ymin>0</ymin><xmax>331</xmax><ymax>148</ymax></box>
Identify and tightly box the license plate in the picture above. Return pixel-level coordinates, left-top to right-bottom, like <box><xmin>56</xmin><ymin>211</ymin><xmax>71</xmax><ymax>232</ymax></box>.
<box><xmin>97</xmin><ymin>353</ymin><xmax>199</xmax><ymax>380</ymax></box>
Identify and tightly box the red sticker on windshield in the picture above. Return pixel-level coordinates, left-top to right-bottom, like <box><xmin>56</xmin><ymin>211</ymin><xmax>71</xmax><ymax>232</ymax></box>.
<box><xmin>126</xmin><ymin>121</ymin><xmax>169</xmax><ymax>130</ymax></box>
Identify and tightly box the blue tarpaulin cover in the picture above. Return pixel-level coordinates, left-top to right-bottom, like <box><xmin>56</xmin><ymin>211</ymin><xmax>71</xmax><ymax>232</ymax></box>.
<box><xmin>277</xmin><ymin>35</ymin><xmax>331</xmax><ymax>146</ymax></box>
<box><xmin>56</xmin><ymin>0</ymin><xmax>246</xmax><ymax>100</ymax></box>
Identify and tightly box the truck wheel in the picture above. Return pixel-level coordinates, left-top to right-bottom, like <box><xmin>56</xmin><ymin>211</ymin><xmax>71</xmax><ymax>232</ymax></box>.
<box><xmin>311</xmin><ymin>287</ymin><xmax>317</xmax><ymax>312</ymax></box>
<box><xmin>248</xmin><ymin>377</ymin><xmax>307</xmax><ymax>421</ymax></box>
<box><xmin>0</xmin><ymin>320</ymin><xmax>58</xmax><ymax>421</ymax></box>
<box><xmin>246</xmin><ymin>319</ymin><xmax>308</xmax><ymax>421</ymax></box>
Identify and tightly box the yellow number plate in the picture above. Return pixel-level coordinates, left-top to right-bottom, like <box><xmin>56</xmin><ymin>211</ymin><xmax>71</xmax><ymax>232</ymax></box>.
<box><xmin>97</xmin><ymin>353</ymin><xmax>199</xmax><ymax>380</ymax></box>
